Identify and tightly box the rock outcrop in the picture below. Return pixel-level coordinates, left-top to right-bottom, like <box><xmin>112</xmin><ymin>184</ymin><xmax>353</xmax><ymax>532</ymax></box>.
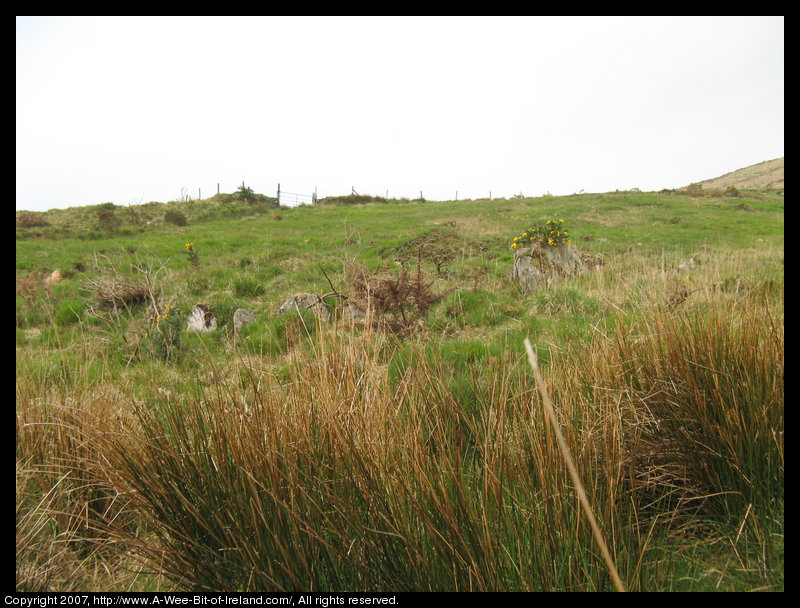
<box><xmin>511</xmin><ymin>242</ymin><xmax>585</xmax><ymax>295</ymax></box>
<box><xmin>233</xmin><ymin>308</ymin><xmax>256</xmax><ymax>333</ymax></box>
<box><xmin>186</xmin><ymin>304</ymin><xmax>217</xmax><ymax>332</ymax></box>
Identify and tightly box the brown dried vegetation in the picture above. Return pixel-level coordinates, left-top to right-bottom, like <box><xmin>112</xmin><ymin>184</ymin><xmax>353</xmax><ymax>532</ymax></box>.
<box><xmin>345</xmin><ymin>260</ymin><xmax>447</xmax><ymax>335</ymax></box>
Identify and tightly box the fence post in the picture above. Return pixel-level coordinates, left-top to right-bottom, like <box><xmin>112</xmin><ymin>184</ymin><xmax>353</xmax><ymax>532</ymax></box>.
<box><xmin>277</xmin><ymin>183</ymin><xmax>281</xmax><ymax>206</ymax></box>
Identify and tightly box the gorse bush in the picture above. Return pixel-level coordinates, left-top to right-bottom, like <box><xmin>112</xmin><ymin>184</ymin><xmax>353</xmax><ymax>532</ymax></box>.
<box><xmin>141</xmin><ymin>303</ymin><xmax>183</xmax><ymax>362</ymax></box>
<box><xmin>183</xmin><ymin>242</ymin><xmax>199</xmax><ymax>270</ymax></box>
<box><xmin>511</xmin><ymin>218</ymin><xmax>572</xmax><ymax>249</ymax></box>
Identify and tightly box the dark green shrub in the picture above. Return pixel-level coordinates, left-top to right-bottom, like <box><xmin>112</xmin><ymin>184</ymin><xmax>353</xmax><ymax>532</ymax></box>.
<box><xmin>236</xmin><ymin>183</ymin><xmax>255</xmax><ymax>202</ymax></box>
<box><xmin>141</xmin><ymin>304</ymin><xmax>183</xmax><ymax>363</ymax></box>
<box><xmin>164</xmin><ymin>209</ymin><xmax>188</xmax><ymax>226</ymax></box>
<box><xmin>95</xmin><ymin>203</ymin><xmax>120</xmax><ymax>235</ymax></box>
<box><xmin>684</xmin><ymin>183</ymin><xmax>703</xmax><ymax>196</ymax></box>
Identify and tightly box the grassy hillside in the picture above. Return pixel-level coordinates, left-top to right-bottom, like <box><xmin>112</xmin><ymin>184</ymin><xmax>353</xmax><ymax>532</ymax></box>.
<box><xmin>16</xmin><ymin>189</ymin><xmax>784</xmax><ymax>591</ymax></box>
<box><xmin>15</xmin><ymin>190</ymin><xmax>279</xmax><ymax>239</ymax></box>
<box><xmin>688</xmin><ymin>157</ymin><xmax>784</xmax><ymax>193</ymax></box>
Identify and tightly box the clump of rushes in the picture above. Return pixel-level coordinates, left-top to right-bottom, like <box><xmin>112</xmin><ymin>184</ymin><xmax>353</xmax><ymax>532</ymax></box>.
<box><xmin>183</xmin><ymin>243</ymin><xmax>199</xmax><ymax>270</ymax></box>
<box><xmin>511</xmin><ymin>219</ymin><xmax>571</xmax><ymax>249</ymax></box>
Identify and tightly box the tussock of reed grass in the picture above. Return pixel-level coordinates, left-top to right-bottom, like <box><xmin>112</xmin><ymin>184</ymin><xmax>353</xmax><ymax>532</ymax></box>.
<box><xmin>614</xmin><ymin>298</ymin><xmax>783</xmax><ymax>527</ymax></box>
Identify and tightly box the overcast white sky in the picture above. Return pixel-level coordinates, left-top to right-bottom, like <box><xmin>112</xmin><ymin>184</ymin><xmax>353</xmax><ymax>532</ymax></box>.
<box><xmin>16</xmin><ymin>16</ymin><xmax>784</xmax><ymax>211</ymax></box>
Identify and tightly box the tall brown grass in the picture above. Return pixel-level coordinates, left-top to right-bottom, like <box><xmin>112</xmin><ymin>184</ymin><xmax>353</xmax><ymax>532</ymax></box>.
<box><xmin>43</xmin><ymin>321</ymin><xmax>641</xmax><ymax>591</ymax></box>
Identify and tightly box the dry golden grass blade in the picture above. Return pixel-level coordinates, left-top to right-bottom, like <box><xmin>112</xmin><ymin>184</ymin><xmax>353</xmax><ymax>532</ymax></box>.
<box><xmin>524</xmin><ymin>338</ymin><xmax>627</xmax><ymax>592</ymax></box>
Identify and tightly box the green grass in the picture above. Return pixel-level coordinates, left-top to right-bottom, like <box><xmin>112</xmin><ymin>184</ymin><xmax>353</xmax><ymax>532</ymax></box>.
<box><xmin>16</xmin><ymin>189</ymin><xmax>783</xmax><ymax>591</ymax></box>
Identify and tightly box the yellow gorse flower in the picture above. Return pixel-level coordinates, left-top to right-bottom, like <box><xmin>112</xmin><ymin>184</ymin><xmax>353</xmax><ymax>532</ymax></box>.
<box><xmin>184</xmin><ymin>243</ymin><xmax>193</xmax><ymax>250</ymax></box>
<box><xmin>156</xmin><ymin>304</ymin><xmax>174</xmax><ymax>323</ymax></box>
<box><xmin>510</xmin><ymin>218</ymin><xmax>572</xmax><ymax>249</ymax></box>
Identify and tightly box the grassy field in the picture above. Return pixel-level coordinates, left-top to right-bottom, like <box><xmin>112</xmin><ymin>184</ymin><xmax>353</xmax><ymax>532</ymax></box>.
<box><xmin>16</xmin><ymin>189</ymin><xmax>784</xmax><ymax>591</ymax></box>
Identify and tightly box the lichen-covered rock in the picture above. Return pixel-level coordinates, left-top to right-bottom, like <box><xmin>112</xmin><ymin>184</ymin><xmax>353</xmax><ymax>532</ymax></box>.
<box><xmin>511</xmin><ymin>242</ymin><xmax>585</xmax><ymax>295</ymax></box>
<box><xmin>233</xmin><ymin>308</ymin><xmax>256</xmax><ymax>333</ymax></box>
<box><xmin>278</xmin><ymin>293</ymin><xmax>330</xmax><ymax>323</ymax></box>
<box><xmin>186</xmin><ymin>304</ymin><xmax>217</xmax><ymax>332</ymax></box>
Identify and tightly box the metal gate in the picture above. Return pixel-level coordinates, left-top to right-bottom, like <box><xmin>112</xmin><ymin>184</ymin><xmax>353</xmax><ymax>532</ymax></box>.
<box><xmin>277</xmin><ymin>184</ymin><xmax>316</xmax><ymax>207</ymax></box>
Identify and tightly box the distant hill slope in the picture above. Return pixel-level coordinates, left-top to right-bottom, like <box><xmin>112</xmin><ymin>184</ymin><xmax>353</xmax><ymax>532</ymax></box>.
<box><xmin>691</xmin><ymin>157</ymin><xmax>784</xmax><ymax>192</ymax></box>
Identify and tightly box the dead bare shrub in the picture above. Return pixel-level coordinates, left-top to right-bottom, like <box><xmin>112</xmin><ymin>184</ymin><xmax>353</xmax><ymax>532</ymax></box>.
<box><xmin>87</xmin><ymin>276</ymin><xmax>154</xmax><ymax>310</ymax></box>
<box><xmin>83</xmin><ymin>251</ymin><xmax>165</xmax><ymax>312</ymax></box>
<box><xmin>346</xmin><ymin>260</ymin><xmax>445</xmax><ymax>335</ymax></box>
